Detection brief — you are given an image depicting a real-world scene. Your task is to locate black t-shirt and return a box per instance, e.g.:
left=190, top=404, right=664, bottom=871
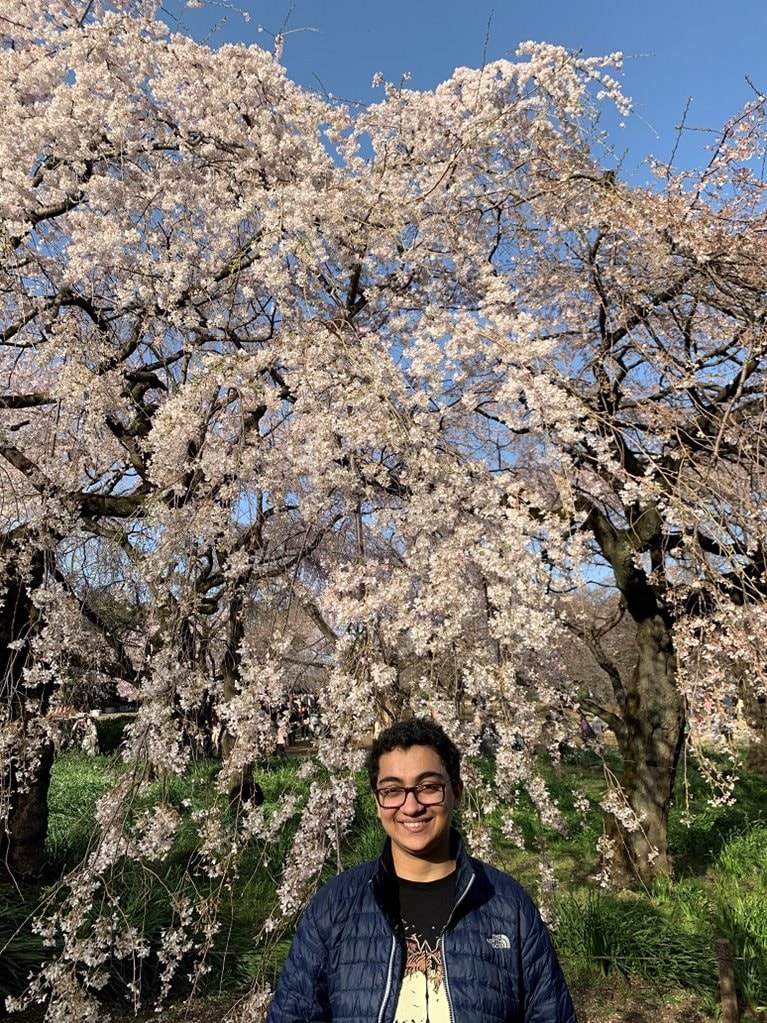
left=394, top=870, right=457, bottom=1023
left=397, top=870, right=456, bottom=945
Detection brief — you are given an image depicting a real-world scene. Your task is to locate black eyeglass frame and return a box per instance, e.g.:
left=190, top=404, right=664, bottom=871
left=373, top=781, right=448, bottom=809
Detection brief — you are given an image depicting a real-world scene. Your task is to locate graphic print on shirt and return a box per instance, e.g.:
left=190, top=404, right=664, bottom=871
left=393, top=867, right=456, bottom=1023
left=393, top=925, right=450, bottom=1023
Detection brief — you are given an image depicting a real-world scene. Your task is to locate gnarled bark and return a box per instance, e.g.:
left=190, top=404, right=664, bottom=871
left=584, top=506, right=686, bottom=883
left=607, top=613, right=685, bottom=883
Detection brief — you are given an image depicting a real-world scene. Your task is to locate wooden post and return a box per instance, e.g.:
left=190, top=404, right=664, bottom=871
left=714, top=938, right=739, bottom=1023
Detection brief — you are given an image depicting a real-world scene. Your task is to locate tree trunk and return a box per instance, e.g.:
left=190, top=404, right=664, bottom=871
left=607, top=613, right=685, bottom=884
left=0, top=546, right=54, bottom=880
left=583, top=507, right=686, bottom=885
left=2, top=740, right=55, bottom=880
left=744, top=692, right=767, bottom=773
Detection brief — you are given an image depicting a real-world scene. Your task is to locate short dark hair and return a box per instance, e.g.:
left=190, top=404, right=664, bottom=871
left=367, top=718, right=462, bottom=790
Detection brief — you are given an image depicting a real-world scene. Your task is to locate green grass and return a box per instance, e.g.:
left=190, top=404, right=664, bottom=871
left=46, top=750, right=121, bottom=875
left=457, top=743, right=767, bottom=1014
left=554, top=891, right=717, bottom=992
left=703, top=826, right=767, bottom=1008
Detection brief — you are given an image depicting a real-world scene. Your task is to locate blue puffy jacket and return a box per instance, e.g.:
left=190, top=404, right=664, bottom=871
left=267, top=833, right=577, bottom=1023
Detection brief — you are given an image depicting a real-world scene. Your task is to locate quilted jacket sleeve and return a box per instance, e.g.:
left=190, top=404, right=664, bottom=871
left=519, top=898, right=578, bottom=1023
left=266, top=893, right=331, bottom=1023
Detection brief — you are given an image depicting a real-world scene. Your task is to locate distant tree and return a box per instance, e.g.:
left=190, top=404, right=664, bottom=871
left=558, top=590, right=635, bottom=724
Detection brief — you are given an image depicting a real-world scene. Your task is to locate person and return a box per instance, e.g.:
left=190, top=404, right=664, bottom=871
left=275, top=720, right=288, bottom=759
left=81, top=715, right=99, bottom=756
left=578, top=714, right=595, bottom=743
left=267, top=717, right=577, bottom=1023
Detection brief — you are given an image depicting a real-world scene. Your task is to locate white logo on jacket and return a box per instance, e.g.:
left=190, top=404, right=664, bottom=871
left=486, top=933, right=511, bottom=949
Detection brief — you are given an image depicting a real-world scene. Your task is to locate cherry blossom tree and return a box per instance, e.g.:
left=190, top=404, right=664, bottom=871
left=2, top=0, right=767, bottom=1015
left=514, top=100, right=767, bottom=877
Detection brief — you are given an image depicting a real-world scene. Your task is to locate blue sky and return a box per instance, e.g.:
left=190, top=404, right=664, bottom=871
left=166, top=0, right=766, bottom=180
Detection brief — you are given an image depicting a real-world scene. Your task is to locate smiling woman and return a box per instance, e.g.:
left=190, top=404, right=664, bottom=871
left=267, top=718, right=577, bottom=1023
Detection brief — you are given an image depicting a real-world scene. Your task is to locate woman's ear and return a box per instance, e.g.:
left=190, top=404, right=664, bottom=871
left=452, top=780, right=464, bottom=805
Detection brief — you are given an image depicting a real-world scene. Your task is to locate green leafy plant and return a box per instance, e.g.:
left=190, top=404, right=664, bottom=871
left=0, top=892, right=46, bottom=1001
left=553, top=891, right=717, bottom=994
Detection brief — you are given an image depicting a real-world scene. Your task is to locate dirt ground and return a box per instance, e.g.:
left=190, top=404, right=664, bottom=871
left=6, top=987, right=748, bottom=1023
left=9, top=961, right=767, bottom=1023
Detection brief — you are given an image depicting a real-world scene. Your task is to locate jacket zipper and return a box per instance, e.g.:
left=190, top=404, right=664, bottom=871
left=370, top=849, right=473, bottom=1023
left=377, top=933, right=398, bottom=1023
left=441, top=874, right=475, bottom=1023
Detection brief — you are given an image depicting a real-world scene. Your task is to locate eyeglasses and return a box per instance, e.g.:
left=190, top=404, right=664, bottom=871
left=374, top=781, right=448, bottom=809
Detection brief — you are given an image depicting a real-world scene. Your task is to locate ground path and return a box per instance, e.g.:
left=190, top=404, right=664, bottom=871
left=8, top=986, right=719, bottom=1022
